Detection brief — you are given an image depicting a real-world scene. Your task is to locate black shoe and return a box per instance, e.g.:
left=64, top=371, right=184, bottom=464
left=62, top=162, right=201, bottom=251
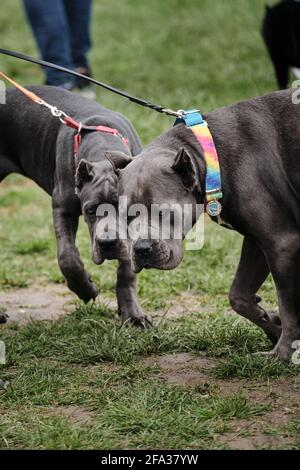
left=46, top=80, right=75, bottom=91
left=74, top=66, right=96, bottom=100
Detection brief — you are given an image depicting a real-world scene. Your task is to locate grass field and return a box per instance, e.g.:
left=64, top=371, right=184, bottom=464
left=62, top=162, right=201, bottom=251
left=1, top=0, right=300, bottom=450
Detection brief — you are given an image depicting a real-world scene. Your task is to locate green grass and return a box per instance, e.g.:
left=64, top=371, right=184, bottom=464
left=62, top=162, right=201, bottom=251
left=0, top=303, right=267, bottom=366
left=0, top=0, right=299, bottom=450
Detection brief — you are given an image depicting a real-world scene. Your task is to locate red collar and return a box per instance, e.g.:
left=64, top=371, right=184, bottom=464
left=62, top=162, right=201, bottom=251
left=0, top=71, right=130, bottom=160
left=64, top=115, right=130, bottom=160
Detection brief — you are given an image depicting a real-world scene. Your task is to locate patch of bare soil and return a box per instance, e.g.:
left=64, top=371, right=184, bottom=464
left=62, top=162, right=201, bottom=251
left=142, top=352, right=300, bottom=449
left=142, top=353, right=245, bottom=393
left=151, top=292, right=215, bottom=321
left=218, top=424, right=293, bottom=450
left=143, top=353, right=219, bottom=388
left=0, top=284, right=75, bottom=325
left=56, top=405, right=95, bottom=426
left=218, top=406, right=296, bottom=450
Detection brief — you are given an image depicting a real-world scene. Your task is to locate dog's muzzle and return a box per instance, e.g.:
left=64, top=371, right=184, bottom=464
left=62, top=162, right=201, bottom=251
left=96, top=232, right=118, bottom=260
left=134, top=239, right=153, bottom=257
left=133, top=239, right=155, bottom=270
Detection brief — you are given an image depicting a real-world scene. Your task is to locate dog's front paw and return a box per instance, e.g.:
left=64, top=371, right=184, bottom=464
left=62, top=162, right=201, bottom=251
left=80, top=280, right=99, bottom=303
left=0, top=311, right=8, bottom=324
left=254, top=339, right=297, bottom=362
left=68, top=275, right=99, bottom=303
left=119, top=305, right=153, bottom=329
left=124, top=313, right=153, bottom=329
left=270, top=341, right=297, bottom=362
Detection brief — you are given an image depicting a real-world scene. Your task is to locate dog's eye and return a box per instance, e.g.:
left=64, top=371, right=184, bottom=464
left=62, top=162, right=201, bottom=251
left=86, top=206, right=98, bottom=216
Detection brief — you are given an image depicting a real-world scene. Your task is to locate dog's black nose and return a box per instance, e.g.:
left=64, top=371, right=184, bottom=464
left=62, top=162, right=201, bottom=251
left=97, top=234, right=116, bottom=249
left=134, top=239, right=153, bottom=257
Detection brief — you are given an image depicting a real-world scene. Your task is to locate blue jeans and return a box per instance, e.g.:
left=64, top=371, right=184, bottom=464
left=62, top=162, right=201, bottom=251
left=23, top=0, right=92, bottom=86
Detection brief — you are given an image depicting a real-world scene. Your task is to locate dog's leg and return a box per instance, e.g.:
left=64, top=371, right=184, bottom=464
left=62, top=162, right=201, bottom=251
left=229, top=237, right=282, bottom=344
left=272, top=56, right=289, bottom=89
left=265, top=45, right=289, bottom=89
left=117, top=260, right=152, bottom=328
left=53, top=205, right=99, bottom=302
left=263, top=232, right=300, bottom=361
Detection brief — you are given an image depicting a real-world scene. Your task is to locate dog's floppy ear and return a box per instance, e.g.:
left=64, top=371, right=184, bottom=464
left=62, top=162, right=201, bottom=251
left=75, top=159, right=95, bottom=192
left=172, top=148, right=200, bottom=192
left=105, top=151, right=133, bottom=174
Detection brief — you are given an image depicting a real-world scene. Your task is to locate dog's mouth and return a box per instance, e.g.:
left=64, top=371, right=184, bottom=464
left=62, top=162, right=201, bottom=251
left=92, top=240, right=129, bottom=264
left=133, top=250, right=173, bottom=273
left=93, top=248, right=118, bottom=264
left=133, top=261, right=152, bottom=273
left=92, top=252, right=105, bottom=265
left=92, top=242, right=107, bottom=265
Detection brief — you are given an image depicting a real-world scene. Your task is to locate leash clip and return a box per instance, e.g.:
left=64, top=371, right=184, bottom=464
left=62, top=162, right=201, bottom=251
left=177, top=109, right=201, bottom=117
left=161, top=108, right=186, bottom=118
left=50, top=106, right=68, bottom=123
left=51, top=106, right=62, bottom=117
left=161, top=108, right=201, bottom=118
left=36, top=98, right=67, bottom=123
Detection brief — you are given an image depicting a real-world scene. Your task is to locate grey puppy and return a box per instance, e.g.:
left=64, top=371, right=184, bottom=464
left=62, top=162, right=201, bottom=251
left=0, top=86, right=150, bottom=326
left=112, top=89, right=300, bottom=361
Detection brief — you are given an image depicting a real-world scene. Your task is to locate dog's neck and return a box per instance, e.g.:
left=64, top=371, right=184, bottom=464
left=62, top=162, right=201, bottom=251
left=147, top=122, right=233, bottom=229
left=148, top=123, right=207, bottom=201
left=76, top=132, right=131, bottom=167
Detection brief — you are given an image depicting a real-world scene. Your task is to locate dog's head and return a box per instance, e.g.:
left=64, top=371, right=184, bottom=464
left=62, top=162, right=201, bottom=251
left=118, top=146, right=202, bottom=272
left=75, top=151, right=133, bottom=264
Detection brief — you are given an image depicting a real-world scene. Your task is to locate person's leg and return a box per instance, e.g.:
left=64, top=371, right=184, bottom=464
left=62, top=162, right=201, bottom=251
left=23, top=0, right=75, bottom=87
left=63, top=0, right=95, bottom=97
left=63, top=0, right=92, bottom=69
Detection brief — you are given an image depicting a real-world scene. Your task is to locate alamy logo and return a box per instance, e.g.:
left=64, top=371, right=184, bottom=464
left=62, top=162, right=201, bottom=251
left=94, top=198, right=205, bottom=251
left=0, top=341, right=6, bottom=365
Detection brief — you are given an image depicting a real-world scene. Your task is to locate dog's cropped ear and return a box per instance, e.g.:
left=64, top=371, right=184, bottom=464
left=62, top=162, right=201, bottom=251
left=75, top=159, right=95, bottom=192
left=172, top=148, right=200, bottom=192
left=105, top=151, right=133, bottom=174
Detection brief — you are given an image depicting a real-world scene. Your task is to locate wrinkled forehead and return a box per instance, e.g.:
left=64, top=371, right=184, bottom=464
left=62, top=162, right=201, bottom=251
left=120, top=155, right=175, bottom=205
left=81, top=161, right=119, bottom=202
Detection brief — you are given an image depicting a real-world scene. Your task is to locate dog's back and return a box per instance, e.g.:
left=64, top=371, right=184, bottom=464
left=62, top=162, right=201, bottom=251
left=262, top=1, right=300, bottom=88
left=0, top=86, right=142, bottom=187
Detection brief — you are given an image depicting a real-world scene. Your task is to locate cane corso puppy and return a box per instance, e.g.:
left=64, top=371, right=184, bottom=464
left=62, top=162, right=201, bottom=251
left=112, top=88, right=300, bottom=361
left=262, top=0, right=300, bottom=89
left=0, top=86, right=150, bottom=326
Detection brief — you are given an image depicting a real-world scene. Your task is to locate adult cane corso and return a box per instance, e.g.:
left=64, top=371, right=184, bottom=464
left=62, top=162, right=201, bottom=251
left=0, top=86, right=150, bottom=326
left=112, top=88, right=300, bottom=361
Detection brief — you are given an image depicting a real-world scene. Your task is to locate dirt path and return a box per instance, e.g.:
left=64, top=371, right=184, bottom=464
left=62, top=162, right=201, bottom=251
left=0, top=284, right=75, bottom=324
left=0, top=287, right=214, bottom=326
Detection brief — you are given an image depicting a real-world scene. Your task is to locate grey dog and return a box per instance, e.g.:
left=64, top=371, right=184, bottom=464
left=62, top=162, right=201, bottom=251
left=0, top=86, right=150, bottom=326
left=110, top=88, right=300, bottom=361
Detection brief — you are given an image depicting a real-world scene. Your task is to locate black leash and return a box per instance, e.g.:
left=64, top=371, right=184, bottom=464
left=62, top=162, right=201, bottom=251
left=0, top=48, right=182, bottom=117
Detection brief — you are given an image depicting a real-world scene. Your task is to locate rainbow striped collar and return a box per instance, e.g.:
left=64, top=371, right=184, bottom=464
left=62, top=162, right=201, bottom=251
left=174, top=110, right=223, bottom=217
